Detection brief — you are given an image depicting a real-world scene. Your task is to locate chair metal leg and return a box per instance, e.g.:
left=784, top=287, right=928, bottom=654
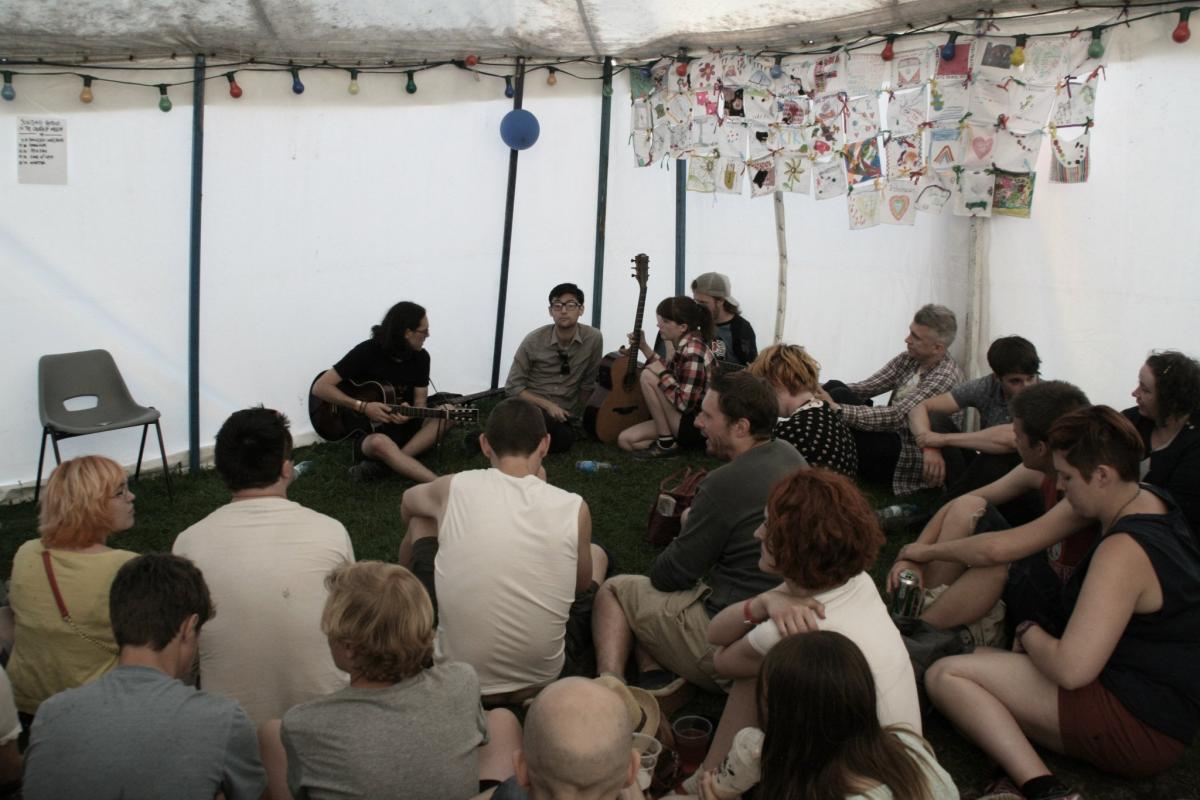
left=153, top=420, right=173, bottom=500
left=34, top=428, right=50, bottom=506
left=134, top=424, right=149, bottom=484
left=50, top=435, right=62, bottom=465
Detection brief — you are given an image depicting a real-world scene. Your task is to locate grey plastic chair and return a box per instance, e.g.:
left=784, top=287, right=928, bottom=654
left=35, top=349, right=173, bottom=504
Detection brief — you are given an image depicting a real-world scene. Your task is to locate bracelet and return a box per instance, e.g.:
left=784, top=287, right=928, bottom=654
left=358, top=400, right=367, bottom=413
left=743, top=598, right=759, bottom=626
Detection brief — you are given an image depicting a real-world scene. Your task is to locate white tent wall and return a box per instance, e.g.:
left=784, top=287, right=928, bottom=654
left=0, top=14, right=1197, bottom=495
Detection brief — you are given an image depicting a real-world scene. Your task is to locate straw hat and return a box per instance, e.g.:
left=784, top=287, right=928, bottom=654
left=593, top=674, right=660, bottom=737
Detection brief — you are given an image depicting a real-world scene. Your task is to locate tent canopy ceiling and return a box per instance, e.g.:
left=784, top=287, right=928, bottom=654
left=2, top=0, right=1032, bottom=61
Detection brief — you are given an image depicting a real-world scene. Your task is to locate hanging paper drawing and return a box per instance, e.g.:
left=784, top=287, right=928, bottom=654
left=886, top=133, right=925, bottom=175
left=721, top=87, right=746, bottom=118
left=631, top=99, right=653, bottom=132
left=719, top=52, right=750, bottom=85
left=1052, top=76, right=1098, bottom=127
left=717, top=119, right=749, bottom=158
left=664, top=92, right=693, bottom=125
left=778, top=56, right=815, bottom=95
left=993, top=170, right=1036, bottom=218
left=748, top=157, right=777, bottom=197
left=992, top=129, right=1044, bottom=172
left=969, top=79, right=1010, bottom=122
left=777, top=155, right=811, bottom=194
left=687, top=155, right=718, bottom=192
left=887, top=88, right=926, bottom=136
left=746, top=123, right=776, bottom=160
left=1022, top=37, right=1070, bottom=84
left=692, top=91, right=718, bottom=118
left=844, top=139, right=883, bottom=183
left=847, top=187, right=882, bottom=229
left=915, top=177, right=952, bottom=214
left=744, top=57, right=775, bottom=89
left=892, top=47, right=933, bottom=90
left=688, top=56, right=720, bottom=92
left=961, top=123, right=997, bottom=168
left=1049, top=127, right=1090, bottom=183
left=1007, top=83, right=1056, bottom=132
left=778, top=95, right=810, bottom=126
left=715, top=157, right=745, bottom=194
left=845, top=96, right=880, bottom=143
left=814, top=160, right=847, bottom=199
left=807, top=117, right=845, bottom=160
left=690, top=116, right=720, bottom=154
left=929, top=79, right=969, bottom=127
left=743, top=88, right=775, bottom=124
left=846, top=52, right=887, bottom=96
left=651, top=122, right=671, bottom=162
left=632, top=129, right=655, bottom=167
left=929, top=127, right=960, bottom=167
left=813, top=54, right=845, bottom=94
left=954, top=168, right=995, bottom=217
left=978, top=42, right=1016, bottom=74
left=631, top=68, right=656, bottom=100
left=668, top=123, right=691, bottom=159
left=776, top=125, right=808, bottom=154
left=937, top=39, right=973, bottom=77
left=882, top=180, right=918, bottom=225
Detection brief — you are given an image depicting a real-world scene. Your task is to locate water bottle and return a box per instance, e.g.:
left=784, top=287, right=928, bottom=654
left=876, top=502, right=920, bottom=520
left=576, top=460, right=617, bottom=474
left=293, top=460, right=315, bottom=479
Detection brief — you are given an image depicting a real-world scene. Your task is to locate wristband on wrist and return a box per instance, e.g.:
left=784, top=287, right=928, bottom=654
left=743, top=598, right=759, bottom=626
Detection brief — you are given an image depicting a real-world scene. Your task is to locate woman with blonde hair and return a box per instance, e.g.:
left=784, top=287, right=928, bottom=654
left=747, top=344, right=857, bottom=476
left=8, top=455, right=138, bottom=715
left=260, top=561, right=522, bottom=800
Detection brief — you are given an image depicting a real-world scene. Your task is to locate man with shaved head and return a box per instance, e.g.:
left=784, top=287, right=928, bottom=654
left=483, top=677, right=641, bottom=800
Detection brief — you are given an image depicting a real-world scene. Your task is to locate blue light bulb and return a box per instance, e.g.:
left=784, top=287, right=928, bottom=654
left=1, top=73, right=13, bottom=102
left=291, top=68, right=304, bottom=94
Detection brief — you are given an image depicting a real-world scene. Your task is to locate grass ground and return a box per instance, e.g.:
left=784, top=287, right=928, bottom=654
left=1, top=421, right=1196, bottom=798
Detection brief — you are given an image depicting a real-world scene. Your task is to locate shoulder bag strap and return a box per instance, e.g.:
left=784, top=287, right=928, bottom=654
left=41, top=549, right=118, bottom=655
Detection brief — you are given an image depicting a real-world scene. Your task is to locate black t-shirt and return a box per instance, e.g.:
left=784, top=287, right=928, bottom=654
left=1123, top=407, right=1200, bottom=535
left=333, top=339, right=430, bottom=406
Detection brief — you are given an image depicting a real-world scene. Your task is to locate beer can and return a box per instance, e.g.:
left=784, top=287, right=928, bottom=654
left=891, top=569, right=924, bottom=618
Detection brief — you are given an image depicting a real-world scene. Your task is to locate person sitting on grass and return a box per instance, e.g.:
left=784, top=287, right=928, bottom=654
left=927, top=406, right=1200, bottom=799
left=618, top=296, right=717, bottom=458
left=908, top=335, right=1041, bottom=504
left=677, top=632, right=957, bottom=800
left=746, top=343, right=857, bottom=476
left=693, top=468, right=920, bottom=781
left=260, top=561, right=521, bottom=800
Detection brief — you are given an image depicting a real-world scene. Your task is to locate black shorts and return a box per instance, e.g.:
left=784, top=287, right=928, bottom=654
left=353, top=421, right=421, bottom=462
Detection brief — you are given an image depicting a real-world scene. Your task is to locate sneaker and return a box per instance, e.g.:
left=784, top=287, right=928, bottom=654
left=347, top=460, right=389, bottom=483
left=634, top=442, right=679, bottom=460
left=970, top=775, right=1026, bottom=800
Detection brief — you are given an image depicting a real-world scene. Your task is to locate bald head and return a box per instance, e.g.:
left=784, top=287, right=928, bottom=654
left=521, top=678, right=635, bottom=800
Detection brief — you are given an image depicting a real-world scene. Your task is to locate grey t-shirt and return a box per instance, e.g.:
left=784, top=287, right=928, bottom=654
left=949, top=374, right=1012, bottom=429
left=282, top=661, right=488, bottom=800
left=23, top=665, right=265, bottom=800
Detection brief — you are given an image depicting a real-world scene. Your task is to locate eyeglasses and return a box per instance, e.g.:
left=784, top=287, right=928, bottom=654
left=557, top=351, right=570, bottom=376
left=549, top=302, right=582, bottom=312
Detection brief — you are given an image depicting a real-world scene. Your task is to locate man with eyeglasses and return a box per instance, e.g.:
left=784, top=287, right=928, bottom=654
left=504, top=283, right=605, bottom=453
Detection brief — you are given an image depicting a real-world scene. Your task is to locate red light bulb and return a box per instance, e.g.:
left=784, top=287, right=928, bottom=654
left=1173, top=10, right=1192, bottom=43
left=881, top=36, right=896, bottom=61
left=226, top=73, right=242, bottom=98
left=465, top=54, right=479, bottom=67
left=675, top=61, right=688, bottom=76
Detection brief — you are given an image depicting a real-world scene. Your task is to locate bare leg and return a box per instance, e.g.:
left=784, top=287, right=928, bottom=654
left=618, top=420, right=660, bottom=451
left=921, top=495, right=988, bottom=589
left=927, top=649, right=1062, bottom=785
left=479, top=708, right=522, bottom=784
left=701, top=677, right=756, bottom=772
left=361, top=432, right=438, bottom=483
left=922, top=564, right=1008, bottom=629
left=258, top=719, right=295, bottom=800
left=639, top=369, right=685, bottom=438
left=398, top=513, right=439, bottom=568
left=590, top=544, right=609, bottom=585
left=403, top=416, right=454, bottom=457
left=593, top=580, right=635, bottom=678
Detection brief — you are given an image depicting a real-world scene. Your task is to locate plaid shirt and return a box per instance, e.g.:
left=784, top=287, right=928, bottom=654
left=651, top=332, right=715, bottom=414
left=842, top=352, right=964, bottom=495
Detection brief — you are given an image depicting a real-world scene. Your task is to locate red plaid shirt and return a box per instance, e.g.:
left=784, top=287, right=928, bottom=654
left=651, top=332, right=715, bottom=414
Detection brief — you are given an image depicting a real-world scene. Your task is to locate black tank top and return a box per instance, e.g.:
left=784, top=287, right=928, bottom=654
left=1062, top=484, right=1200, bottom=743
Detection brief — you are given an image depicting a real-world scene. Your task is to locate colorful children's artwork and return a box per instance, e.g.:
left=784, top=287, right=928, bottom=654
left=692, top=90, right=718, bottom=118
left=630, top=67, right=656, bottom=100
left=977, top=41, right=1016, bottom=77
left=846, top=52, right=888, bottom=97
left=937, top=40, right=973, bottom=77
left=777, top=95, right=811, bottom=126
left=929, top=78, right=969, bottom=127
left=688, top=56, right=720, bottom=92
left=744, top=57, right=776, bottom=89
left=845, top=96, right=881, bottom=143
left=719, top=52, right=751, bottom=85
left=1022, top=37, right=1070, bottom=84
left=652, top=122, right=671, bottom=162
left=776, top=125, right=808, bottom=154
left=961, top=123, right=997, bottom=168
left=954, top=168, right=995, bottom=217
left=715, top=157, right=746, bottom=194
left=814, top=160, right=847, bottom=199
left=886, top=133, right=925, bottom=175
left=690, top=116, right=720, bottom=153
left=892, top=47, right=934, bottom=89
left=743, top=88, right=775, bottom=124
left=1007, top=83, right=1057, bottom=132
left=915, top=175, right=952, bottom=214
left=1052, top=75, right=1098, bottom=127
left=668, top=123, right=691, bottom=159
left=847, top=186, right=882, bottom=229
left=969, top=79, right=1010, bottom=122
left=992, top=129, right=1044, bottom=172
left=717, top=119, right=748, bottom=158
left=632, top=129, right=655, bottom=167
left=664, top=92, right=693, bottom=124
left=882, top=180, right=918, bottom=225
left=887, top=88, right=927, bottom=136
left=721, top=87, right=745, bottom=118
left=777, top=154, right=811, bottom=194
left=778, top=55, right=815, bottom=95
left=748, top=157, right=777, bottom=197
left=1049, top=127, right=1090, bottom=183
left=746, top=123, right=775, bottom=160
left=993, top=170, right=1036, bottom=218
left=929, top=127, right=960, bottom=170
left=813, top=54, right=846, bottom=95
left=631, top=99, right=653, bottom=132
left=844, top=139, right=883, bottom=183
left=807, top=117, right=845, bottom=160
left=687, top=154, right=718, bottom=192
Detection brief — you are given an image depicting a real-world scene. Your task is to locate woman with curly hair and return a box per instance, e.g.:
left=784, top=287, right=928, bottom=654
left=8, top=455, right=138, bottom=715
left=260, top=562, right=521, bottom=800
left=693, top=468, right=921, bottom=778
left=1126, top=350, right=1200, bottom=531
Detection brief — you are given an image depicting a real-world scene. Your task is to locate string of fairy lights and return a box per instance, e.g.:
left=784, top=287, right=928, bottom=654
left=0, top=2, right=1193, bottom=111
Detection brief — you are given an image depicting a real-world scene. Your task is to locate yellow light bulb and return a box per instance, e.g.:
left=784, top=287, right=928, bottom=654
left=80, top=85, right=93, bottom=103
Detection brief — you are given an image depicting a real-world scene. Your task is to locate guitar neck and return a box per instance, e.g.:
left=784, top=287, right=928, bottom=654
left=387, top=405, right=463, bottom=420
left=628, top=285, right=648, bottom=365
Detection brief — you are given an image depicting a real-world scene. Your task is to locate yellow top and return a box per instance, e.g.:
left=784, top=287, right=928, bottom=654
left=7, top=539, right=137, bottom=714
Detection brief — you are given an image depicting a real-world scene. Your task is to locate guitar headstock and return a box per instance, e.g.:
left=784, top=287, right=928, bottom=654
left=631, top=253, right=650, bottom=290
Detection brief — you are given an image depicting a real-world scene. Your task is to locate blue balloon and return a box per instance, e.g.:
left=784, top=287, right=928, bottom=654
left=500, top=108, right=540, bottom=150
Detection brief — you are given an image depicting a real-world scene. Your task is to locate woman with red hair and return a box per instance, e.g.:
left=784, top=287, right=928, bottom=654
left=8, top=456, right=138, bottom=715
left=693, top=468, right=921, bottom=778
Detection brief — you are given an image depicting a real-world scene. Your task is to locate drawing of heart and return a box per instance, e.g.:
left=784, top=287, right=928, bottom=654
left=971, top=136, right=994, bottom=160
left=889, top=195, right=911, bottom=220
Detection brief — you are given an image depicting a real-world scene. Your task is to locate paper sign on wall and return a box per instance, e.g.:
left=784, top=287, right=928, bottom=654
left=18, top=117, right=67, bottom=185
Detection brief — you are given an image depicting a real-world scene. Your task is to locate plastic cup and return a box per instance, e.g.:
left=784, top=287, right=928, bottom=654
left=672, top=714, right=713, bottom=776
left=631, top=732, right=662, bottom=790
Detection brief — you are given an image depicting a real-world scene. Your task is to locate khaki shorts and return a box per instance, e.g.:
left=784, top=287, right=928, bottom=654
left=923, top=584, right=1007, bottom=648
left=607, top=575, right=728, bottom=693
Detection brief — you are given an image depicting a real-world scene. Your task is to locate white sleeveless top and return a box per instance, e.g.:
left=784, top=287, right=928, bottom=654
left=434, top=469, right=582, bottom=694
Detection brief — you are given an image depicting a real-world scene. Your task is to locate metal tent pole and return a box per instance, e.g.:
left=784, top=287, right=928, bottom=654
left=187, top=55, right=206, bottom=473
left=490, top=57, right=527, bottom=389
left=590, top=57, right=613, bottom=328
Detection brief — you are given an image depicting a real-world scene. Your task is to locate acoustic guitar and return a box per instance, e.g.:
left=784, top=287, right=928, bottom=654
left=583, top=254, right=652, bottom=442
left=308, top=376, right=497, bottom=442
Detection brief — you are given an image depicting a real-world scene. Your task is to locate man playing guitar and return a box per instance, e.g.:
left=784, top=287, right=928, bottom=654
left=311, top=301, right=451, bottom=483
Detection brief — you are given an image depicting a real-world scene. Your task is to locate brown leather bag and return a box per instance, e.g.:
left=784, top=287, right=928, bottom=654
left=645, top=467, right=708, bottom=547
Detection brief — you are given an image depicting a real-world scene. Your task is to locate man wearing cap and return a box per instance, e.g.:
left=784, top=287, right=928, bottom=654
left=655, top=272, right=758, bottom=368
